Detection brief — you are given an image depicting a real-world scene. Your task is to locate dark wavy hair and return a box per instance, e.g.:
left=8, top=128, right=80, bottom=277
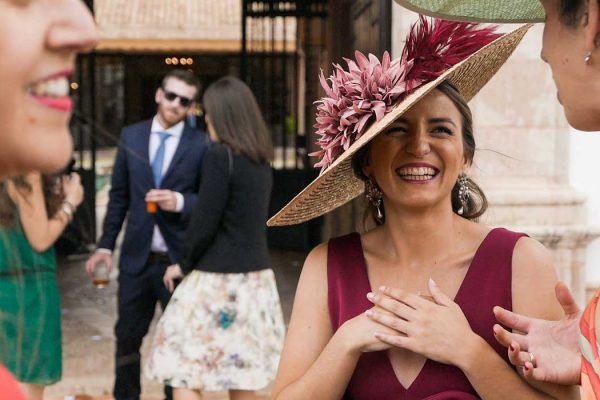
left=161, top=69, right=201, bottom=100
left=202, top=76, right=273, bottom=164
left=557, top=0, right=596, bottom=27
left=0, top=174, right=65, bottom=228
left=351, top=80, right=488, bottom=226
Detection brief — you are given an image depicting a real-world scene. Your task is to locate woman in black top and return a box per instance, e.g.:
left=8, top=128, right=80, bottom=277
left=146, top=77, right=285, bottom=400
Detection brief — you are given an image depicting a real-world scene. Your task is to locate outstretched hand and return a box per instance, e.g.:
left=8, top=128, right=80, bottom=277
left=493, top=282, right=582, bottom=385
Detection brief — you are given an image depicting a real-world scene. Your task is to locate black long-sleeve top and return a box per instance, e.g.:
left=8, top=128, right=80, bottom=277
left=180, top=142, right=272, bottom=274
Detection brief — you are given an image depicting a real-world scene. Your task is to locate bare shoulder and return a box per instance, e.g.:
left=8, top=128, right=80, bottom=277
left=511, top=236, right=561, bottom=320
left=23, top=171, right=42, bottom=185
left=7, top=172, right=42, bottom=205
left=290, top=242, right=330, bottom=317
left=512, top=236, right=556, bottom=279
left=300, top=242, right=328, bottom=283
left=305, top=242, right=328, bottom=265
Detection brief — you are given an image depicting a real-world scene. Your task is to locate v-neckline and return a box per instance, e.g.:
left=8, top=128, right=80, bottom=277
left=353, top=227, right=499, bottom=392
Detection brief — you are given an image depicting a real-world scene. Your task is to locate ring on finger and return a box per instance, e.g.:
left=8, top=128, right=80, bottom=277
left=528, top=352, right=537, bottom=368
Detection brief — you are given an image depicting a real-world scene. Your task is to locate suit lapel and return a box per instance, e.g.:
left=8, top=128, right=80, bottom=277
left=161, top=124, right=193, bottom=186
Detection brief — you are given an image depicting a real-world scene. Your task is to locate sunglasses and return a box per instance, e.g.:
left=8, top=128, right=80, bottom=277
left=162, top=89, right=194, bottom=108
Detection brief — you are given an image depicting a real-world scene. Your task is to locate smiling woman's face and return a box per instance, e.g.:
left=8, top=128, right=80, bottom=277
left=0, top=0, right=97, bottom=178
left=364, top=89, right=468, bottom=212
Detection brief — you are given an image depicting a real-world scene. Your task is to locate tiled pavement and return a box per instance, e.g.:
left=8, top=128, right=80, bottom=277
left=44, top=248, right=306, bottom=400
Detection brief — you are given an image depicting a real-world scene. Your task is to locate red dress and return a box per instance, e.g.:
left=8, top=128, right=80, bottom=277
left=327, top=228, right=524, bottom=400
left=0, top=364, right=24, bottom=400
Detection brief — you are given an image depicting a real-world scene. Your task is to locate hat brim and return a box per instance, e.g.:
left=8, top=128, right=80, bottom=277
left=393, top=0, right=545, bottom=23
left=267, top=23, right=532, bottom=227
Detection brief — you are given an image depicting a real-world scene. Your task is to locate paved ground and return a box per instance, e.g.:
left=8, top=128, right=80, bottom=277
left=44, top=248, right=306, bottom=400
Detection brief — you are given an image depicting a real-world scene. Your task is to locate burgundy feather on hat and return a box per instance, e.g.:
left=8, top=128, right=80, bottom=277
left=310, top=16, right=501, bottom=171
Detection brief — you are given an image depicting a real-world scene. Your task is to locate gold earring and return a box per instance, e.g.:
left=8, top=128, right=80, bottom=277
left=585, top=51, right=593, bottom=65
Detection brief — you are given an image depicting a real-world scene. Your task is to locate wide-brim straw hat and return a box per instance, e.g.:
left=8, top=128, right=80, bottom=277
left=267, top=23, right=531, bottom=227
left=393, top=0, right=545, bottom=23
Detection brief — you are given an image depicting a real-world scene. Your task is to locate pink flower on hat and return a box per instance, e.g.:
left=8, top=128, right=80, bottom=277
left=310, top=16, right=501, bottom=172
left=310, top=51, right=421, bottom=170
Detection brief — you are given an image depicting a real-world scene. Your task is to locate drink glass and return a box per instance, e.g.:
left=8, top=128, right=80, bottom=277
left=147, top=200, right=157, bottom=214
left=93, top=260, right=110, bottom=289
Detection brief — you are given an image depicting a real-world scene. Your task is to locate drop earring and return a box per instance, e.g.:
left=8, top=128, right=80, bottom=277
left=365, top=178, right=384, bottom=222
left=457, top=174, right=470, bottom=216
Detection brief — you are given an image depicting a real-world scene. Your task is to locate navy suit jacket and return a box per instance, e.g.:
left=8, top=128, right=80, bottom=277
left=97, top=119, right=208, bottom=275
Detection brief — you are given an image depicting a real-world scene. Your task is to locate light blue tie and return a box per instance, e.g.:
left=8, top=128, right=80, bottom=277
left=152, top=132, right=171, bottom=187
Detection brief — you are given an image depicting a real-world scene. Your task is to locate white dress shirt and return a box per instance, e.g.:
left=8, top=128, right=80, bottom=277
left=148, top=117, right=185, bottom=252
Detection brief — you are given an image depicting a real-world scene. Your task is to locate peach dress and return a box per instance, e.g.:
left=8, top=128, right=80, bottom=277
left=581, top=289, right=600, bottom=399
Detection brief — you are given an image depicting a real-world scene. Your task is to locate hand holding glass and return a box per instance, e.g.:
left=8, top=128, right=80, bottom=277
left=93, top=260, right=110, bottom=288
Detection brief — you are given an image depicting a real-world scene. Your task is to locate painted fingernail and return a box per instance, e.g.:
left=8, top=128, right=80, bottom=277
left=524, top=364, right=530, bottom=372
left=367, top=292, right=375, bottom=301
left=509, top=345, right=515, bottom=352
left=525, top=361, right=532, bottom=369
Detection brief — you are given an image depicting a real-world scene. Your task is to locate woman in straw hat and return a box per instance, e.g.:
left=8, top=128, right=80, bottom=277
left=270, top=17, right=577, bottom=400
left=393, top=0, right=600, bottom=395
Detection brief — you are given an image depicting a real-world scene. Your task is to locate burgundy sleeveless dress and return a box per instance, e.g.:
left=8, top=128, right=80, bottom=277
left=327, top=228, right=525, bottom=400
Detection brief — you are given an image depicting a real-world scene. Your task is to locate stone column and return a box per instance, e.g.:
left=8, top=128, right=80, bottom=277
left=391, top=5, right=600, bottom=306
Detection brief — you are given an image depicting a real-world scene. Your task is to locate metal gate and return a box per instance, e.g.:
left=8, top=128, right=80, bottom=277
left=241, top=0, right=328, bottom=249
left=64, top=0, right=97, bottom=252
left=351, top=0, right=391, bottom=55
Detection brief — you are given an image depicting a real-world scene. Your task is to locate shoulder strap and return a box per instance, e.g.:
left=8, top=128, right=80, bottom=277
left=456, top=228, right=527, bottom=365
left=459, top=228, right=526, bottom=309
left=327, top=232, right=371, bottom=330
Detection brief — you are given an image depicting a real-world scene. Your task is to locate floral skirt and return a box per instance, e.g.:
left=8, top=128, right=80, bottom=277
left=145, top=268, right=285, bottom=391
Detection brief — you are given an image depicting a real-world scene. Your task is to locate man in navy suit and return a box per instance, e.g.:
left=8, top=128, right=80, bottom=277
left=85, top=69, right=207, bottom=400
